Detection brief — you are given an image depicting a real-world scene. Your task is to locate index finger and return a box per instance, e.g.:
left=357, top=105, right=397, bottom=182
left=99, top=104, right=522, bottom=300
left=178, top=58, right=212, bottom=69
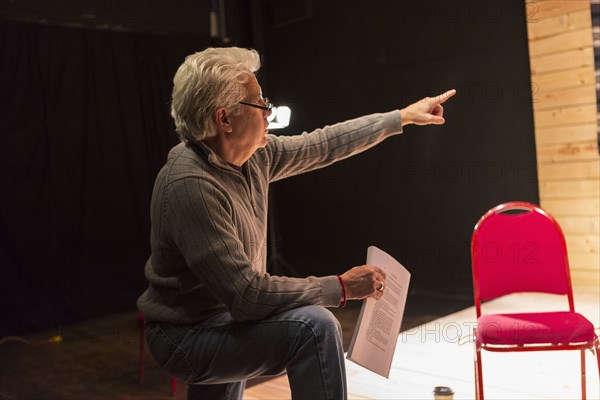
left=433, top=89, right=457, bottom=104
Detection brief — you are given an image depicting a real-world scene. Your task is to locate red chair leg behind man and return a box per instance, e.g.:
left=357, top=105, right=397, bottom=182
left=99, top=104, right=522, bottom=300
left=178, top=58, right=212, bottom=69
left=137, top=312, right=177, bottom=395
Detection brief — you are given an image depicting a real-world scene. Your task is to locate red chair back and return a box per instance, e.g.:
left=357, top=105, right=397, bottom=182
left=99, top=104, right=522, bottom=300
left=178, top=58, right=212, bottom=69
left=471, top=202, right=574, bottom=317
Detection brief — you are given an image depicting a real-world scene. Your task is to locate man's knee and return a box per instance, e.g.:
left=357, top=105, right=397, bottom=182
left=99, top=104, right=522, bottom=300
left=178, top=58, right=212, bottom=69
left=296, top=306, right=343, bottom=343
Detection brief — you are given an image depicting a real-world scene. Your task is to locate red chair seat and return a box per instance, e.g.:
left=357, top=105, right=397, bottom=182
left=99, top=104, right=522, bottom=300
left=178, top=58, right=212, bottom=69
left=478, top=311, right=597, bottom=345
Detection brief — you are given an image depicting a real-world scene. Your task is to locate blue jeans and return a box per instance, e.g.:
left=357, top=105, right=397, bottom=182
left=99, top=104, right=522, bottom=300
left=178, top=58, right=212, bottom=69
left=144, top=305, right=347, bottom=399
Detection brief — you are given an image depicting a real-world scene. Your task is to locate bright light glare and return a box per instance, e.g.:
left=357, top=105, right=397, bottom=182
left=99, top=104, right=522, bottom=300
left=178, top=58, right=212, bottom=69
left=267, top=106, right=291, bottom=129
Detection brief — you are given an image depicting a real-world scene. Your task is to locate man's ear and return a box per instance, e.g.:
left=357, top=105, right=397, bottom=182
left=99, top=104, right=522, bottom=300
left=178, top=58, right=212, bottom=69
left=214, top=107, right=233, bottom=133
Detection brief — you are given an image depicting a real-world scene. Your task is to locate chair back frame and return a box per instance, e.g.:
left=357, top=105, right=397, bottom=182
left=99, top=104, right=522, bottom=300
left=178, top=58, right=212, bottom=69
left=471, top=201, right=575, bottom=319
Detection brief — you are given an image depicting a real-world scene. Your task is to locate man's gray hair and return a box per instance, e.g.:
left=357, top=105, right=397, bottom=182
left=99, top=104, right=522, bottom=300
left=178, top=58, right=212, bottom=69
left=171, top=47, right=261, bottom=143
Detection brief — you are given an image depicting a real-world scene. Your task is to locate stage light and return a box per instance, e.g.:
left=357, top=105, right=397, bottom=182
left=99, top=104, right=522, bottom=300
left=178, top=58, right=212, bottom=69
left=268, top=106, right=291, bottom=129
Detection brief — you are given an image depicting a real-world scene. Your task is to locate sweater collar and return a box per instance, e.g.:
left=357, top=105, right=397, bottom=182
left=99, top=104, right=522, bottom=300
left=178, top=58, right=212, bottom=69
left=188, top=140, right=241, bottom=173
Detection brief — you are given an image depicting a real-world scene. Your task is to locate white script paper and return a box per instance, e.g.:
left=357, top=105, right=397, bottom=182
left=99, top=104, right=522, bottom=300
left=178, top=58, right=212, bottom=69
left=346, top=246, right=411, bottom=378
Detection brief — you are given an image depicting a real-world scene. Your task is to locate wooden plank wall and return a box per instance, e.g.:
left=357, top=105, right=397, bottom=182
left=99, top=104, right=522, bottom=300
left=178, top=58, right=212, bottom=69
left=527, top=0, right=600, bottom=289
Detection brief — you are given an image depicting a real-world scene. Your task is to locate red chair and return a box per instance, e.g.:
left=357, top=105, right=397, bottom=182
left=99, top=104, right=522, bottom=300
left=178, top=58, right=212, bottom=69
left=137, top=312, right=178, bottom=395
left=471, top=201, right=600, bottom=399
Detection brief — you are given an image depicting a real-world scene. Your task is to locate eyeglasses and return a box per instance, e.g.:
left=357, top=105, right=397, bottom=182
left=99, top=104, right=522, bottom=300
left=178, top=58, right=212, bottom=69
left=239, top=97, right=273, bottom=112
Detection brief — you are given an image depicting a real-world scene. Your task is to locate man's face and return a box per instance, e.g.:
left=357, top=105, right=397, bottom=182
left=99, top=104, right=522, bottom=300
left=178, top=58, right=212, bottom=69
left=228, top=74, right=271, bottom=153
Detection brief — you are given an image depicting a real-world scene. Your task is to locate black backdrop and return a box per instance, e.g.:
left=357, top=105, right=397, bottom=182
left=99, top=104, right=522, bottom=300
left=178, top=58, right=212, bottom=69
left=264, top=0, right=538, bottom=297
left=0, top=20, right=207, bottom=336
left=1, top=0, right=538, bottom=336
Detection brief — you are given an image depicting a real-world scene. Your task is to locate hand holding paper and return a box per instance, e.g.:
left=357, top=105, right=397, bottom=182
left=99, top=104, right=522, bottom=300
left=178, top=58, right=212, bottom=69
left=340, top=264, right=387, bottom=300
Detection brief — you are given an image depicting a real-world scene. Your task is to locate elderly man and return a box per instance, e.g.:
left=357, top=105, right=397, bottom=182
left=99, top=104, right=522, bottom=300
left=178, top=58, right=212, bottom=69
left=137, top=47, right=455, bottom=399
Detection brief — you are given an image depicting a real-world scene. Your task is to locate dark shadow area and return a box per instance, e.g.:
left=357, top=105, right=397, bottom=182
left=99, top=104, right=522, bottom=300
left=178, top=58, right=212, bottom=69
left=264, top=0, right=538, bottom=300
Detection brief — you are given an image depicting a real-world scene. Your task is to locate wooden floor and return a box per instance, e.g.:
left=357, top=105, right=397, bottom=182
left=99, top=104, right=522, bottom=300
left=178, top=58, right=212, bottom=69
left=1, top=291, right=598, bottom=400
left=0, top=293, right=467, bottom=400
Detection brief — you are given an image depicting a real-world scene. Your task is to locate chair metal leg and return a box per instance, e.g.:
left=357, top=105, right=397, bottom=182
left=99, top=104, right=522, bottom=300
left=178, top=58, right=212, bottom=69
left=580, top=348, right=587, bottom=400
left=171, top=377, right=177, bottom=395
left=473, top=356, right=480, bottom=400
left=474, top=340, right=484, bottom=400
left=596, top=341, right=600, bottom=381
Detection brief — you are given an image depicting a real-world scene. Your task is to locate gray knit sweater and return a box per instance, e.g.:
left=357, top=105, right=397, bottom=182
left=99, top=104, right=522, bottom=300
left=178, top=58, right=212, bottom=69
left=136, top=110, right=403, bottom=323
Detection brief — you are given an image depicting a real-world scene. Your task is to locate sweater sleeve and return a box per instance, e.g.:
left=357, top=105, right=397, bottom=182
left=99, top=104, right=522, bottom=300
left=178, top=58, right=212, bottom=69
left=263, top=110, right=402, bottom=182
left=165, top=177, right=343, bottom=321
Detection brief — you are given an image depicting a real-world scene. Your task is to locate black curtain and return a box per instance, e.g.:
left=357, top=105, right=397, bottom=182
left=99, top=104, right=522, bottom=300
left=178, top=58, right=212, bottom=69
left=0, top=20, right=206, bottom=336
left=264, top=0, right=538, bottom=297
